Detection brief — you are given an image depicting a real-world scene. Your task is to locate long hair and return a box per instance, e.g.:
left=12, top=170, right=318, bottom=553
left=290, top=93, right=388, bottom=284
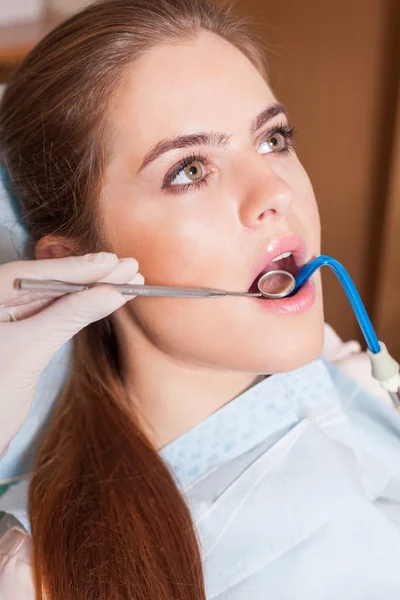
left=0, top=1, right=267, bottom=598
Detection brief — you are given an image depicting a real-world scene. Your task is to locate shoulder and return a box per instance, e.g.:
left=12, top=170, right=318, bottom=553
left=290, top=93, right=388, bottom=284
left=0, top=513, right=34, bottom=599
left=322, top=323, right=392, bottom=407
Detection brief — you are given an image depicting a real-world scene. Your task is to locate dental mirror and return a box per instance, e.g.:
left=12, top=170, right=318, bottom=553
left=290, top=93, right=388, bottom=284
left=256, top=270, right=296, bottom=299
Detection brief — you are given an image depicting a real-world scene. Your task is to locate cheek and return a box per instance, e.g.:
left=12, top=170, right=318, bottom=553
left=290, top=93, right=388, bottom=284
left=102, top=175, right=242, bottom=291
left=303, top=188, right=320, bottom=243
left=124, top=290, right=325, bottom=374
left=105, top=204, right=224, bottom=289
left=308, top=191, right=321, bottom=249
left=289, top=163, right=321, bottom=249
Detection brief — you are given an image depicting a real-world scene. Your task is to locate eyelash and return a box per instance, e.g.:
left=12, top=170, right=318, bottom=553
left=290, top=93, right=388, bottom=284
left=161, top=123, right=297, bottom=195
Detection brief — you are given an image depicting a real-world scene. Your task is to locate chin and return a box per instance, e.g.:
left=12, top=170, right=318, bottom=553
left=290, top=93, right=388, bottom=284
left=272, top=335, right=324, bottom=373
left=238, top=297, right=326, bottom=375
left=267, top=311, right=326, bottom=374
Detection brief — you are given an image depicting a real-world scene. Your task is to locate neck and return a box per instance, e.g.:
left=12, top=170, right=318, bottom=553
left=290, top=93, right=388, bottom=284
left=113, top=310, right=265, bottom=449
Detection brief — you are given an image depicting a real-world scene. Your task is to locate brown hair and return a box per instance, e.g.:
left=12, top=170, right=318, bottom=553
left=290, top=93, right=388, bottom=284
left=0, top=1, right=267, bottom=598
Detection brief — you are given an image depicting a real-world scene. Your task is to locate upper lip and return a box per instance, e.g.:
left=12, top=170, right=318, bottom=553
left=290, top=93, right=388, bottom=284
left=249, top=234, right=309, bottom=288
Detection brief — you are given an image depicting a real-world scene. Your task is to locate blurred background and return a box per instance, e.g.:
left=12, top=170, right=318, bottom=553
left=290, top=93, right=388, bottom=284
left=0, top=0, right=399, bottom=355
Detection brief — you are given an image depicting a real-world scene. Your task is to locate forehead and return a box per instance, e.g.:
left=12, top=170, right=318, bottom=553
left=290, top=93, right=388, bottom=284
left=110, top=31, right=274, bottom=148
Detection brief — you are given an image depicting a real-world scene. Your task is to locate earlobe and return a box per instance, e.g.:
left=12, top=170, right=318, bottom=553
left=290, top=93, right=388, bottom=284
left=34, top=235, right=79, bottom=260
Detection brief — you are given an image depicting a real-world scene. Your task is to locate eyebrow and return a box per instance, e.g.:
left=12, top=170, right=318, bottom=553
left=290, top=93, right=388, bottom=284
left=136, top=102, right=288, bottom=174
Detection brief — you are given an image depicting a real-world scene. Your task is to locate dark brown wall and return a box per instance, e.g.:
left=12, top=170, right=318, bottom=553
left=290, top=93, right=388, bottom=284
left=375, top=85, right=400, bottom=358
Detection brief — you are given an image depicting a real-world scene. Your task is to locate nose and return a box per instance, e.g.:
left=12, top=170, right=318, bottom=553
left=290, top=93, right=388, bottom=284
left=238, top=155, right=294, bottom=227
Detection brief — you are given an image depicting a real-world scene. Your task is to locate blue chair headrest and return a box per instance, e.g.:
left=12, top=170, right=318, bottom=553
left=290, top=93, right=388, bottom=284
left=0, top=163, right=71, bottom=483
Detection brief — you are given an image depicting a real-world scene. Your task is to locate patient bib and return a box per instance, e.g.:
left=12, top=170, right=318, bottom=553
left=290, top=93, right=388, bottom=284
left=2, top=358, right=400, bottom=599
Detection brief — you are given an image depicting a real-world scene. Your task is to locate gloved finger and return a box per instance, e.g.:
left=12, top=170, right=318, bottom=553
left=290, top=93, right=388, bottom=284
left=20, top=271, right=144, bottom=369
left=0, top=252, right=123, bottom=306
left=2, top=289, right=63, bottom=308
left=95, top=257, right=139, bottom=284
left=1, top=297, right=57, bottom=322
left=1, top=256, right=140, bottom=320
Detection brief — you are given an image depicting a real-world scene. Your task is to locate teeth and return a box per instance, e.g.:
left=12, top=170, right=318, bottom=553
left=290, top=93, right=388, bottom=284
left=271, top=251, right=292, bottom=263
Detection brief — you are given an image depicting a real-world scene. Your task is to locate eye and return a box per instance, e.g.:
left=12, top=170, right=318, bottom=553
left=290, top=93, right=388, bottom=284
left=258, top=131, right=286, bottom=154
left=162, top=152, right=211, bottom=194
left=170, top=160, right=204, bottom=185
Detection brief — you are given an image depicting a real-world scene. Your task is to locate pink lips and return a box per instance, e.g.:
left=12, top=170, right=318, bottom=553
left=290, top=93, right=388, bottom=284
left=249, top=234, right=317, bottom=315
left=252, top=279, right=317, bottom=315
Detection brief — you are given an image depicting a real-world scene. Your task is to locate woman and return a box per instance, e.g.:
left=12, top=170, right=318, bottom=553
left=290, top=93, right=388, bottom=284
left=0, top=0, right=399, bottom=598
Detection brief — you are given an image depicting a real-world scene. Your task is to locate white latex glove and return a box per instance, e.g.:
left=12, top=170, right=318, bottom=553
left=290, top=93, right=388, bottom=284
left=0, top=252, right=144, bottom=459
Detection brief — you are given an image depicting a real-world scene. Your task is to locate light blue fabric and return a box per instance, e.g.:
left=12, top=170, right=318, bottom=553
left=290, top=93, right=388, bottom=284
left=2, top=358, right=400, bottom=599
left=0, top=164, right=30, bottom=259
left=0, top=164, right=72, bottom=483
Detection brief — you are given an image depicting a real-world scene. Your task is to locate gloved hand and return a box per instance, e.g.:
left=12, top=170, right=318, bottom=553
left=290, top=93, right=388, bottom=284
left=0, top=252, right=143, bottom=459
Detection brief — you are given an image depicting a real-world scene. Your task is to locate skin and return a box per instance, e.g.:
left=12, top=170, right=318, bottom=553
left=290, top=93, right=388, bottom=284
left=37, top=31, right=324, bottom=448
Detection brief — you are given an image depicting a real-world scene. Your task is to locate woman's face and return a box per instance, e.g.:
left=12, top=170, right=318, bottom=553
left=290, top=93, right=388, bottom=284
left=101, top=31, right=324, bottom=374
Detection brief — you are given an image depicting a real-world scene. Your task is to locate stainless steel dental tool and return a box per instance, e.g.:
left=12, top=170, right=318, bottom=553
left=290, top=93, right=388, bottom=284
left=15, top=270, right=296, bottom=300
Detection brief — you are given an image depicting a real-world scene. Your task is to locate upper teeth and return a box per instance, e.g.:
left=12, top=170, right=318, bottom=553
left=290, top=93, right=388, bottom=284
left=271, top=251, right=292, bottom=263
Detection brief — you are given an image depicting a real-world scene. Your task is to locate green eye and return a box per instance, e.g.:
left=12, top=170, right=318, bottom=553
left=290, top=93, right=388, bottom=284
left=266, top=132, right=286, bottom=151
left=258, top=124, right=296, bottom=156
left=164, top=153, right=210, bottom=191
left=183, top=161, right=204, bottom=182
left=258, top=130, right=290, bottom=155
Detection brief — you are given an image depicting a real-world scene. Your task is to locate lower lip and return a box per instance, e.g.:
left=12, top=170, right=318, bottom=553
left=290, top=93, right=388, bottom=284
left=251, top=278, right=317, bottom=315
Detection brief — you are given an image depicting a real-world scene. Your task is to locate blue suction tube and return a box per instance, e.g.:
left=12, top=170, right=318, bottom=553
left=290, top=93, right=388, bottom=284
left=292, top=255, right=381, bottom=354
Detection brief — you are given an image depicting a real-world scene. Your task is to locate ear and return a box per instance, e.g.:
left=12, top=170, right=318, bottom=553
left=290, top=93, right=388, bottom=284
left=35, top=235, right=80, bottom=260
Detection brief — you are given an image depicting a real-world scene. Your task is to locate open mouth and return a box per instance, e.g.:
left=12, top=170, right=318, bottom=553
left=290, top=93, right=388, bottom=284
left=248, top=251, right=301, bottom=295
